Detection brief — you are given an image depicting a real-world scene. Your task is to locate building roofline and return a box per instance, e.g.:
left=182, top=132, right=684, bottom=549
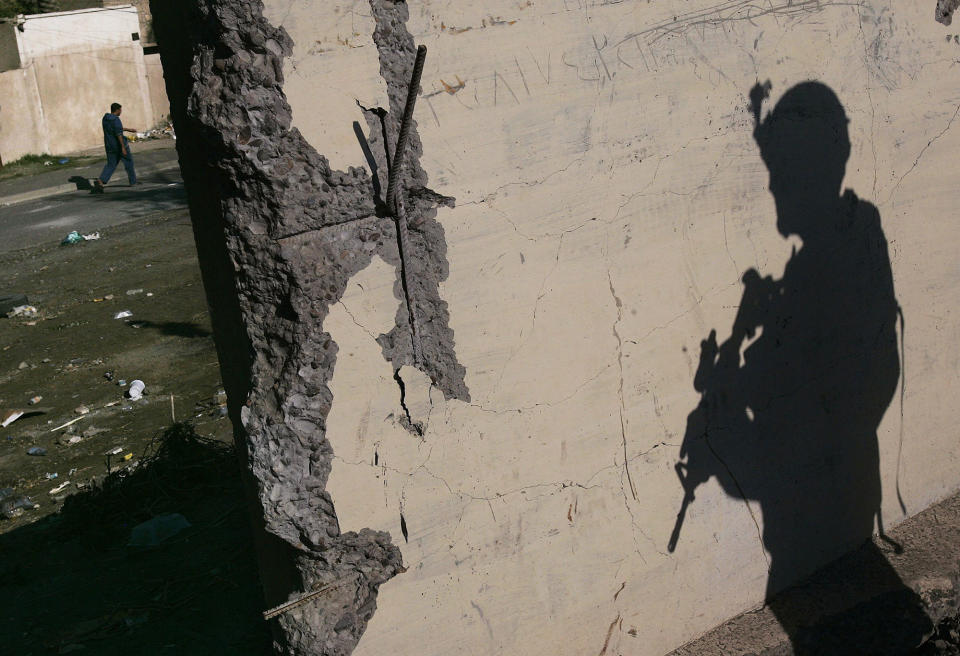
left=20, top=5, right=136, bottom=21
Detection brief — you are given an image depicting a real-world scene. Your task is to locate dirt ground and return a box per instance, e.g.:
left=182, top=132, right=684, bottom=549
left=0, top=210, right=270, bottom=654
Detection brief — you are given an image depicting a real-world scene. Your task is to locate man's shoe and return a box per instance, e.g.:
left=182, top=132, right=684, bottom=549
left=90, top=181, right=105, bottom=195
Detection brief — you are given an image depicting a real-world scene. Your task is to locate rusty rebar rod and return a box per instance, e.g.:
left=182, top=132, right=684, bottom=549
left=388, top=44, right=427, bottom=365
left=263, top=579, right=345, bottom=621
left=387, top=44, right=427, bottom=215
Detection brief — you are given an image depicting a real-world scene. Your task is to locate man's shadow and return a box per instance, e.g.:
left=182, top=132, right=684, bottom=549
left=673, top=81, right=932, bottom=653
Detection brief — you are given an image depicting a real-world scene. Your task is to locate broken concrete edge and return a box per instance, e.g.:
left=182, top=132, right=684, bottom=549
left=150, top=0, right=466, bottom=653
left=669, top=488, right=960, bottom=655
left=0, top=161, right=181, bottom=207
left=936, top=0, right=960, bottom=25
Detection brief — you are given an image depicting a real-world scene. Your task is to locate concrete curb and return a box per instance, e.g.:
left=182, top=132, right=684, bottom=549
left=0, top=161, right=182, bottom=207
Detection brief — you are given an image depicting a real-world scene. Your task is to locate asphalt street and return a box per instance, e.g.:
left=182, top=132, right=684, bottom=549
left=0, top=166, right=187, bottom=253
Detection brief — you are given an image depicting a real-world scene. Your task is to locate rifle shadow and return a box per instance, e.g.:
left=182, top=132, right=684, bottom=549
left=674, top=80, right=932, bottom=653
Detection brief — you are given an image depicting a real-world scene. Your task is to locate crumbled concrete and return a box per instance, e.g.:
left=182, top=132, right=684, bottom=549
left=149, top=0, right=467, bottom=652
left=367, top=0, right=469, bottom=403
left=937, top=0, right=960, bottom=25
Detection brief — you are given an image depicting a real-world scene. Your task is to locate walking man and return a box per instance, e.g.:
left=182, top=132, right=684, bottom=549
left=92, top=102, right=138, bottom=193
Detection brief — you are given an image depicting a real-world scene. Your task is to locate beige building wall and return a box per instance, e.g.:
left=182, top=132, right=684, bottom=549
left=26, top=44, right=151, bottom=155
left=144, top=52, right=169, bottom=126
left=0, top=66, right=48, bottom=162
left=261, top=1, right=959, bottom=654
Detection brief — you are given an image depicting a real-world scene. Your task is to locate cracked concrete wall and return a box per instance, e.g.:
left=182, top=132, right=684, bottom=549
left=155, top=0, right=960, bottom=654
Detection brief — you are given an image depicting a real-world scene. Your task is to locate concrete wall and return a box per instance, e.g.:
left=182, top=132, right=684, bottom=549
left=264, top=1, right=960, bottom=653
left=144, top=51, right=168, bottom=124
left=152, top=1, right=960, bottom=654
left=16, top=5, right=139, bottom=62
left=102, top=0, right=153, bottom=45
left=0, top=65, right=47, bottom=163
left=31, top=45, right=152, bottom=153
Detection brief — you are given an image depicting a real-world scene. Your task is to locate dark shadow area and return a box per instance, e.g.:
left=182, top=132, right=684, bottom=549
left=0, top=423, right=271, bottom=654
left=671, top=80, right=933, bottom=653
left=69, top=175, right=93, bottom=191
left=131, top=320, right=212, bottom=339
left=141, top=169, right=181, bottom=185
left=87, top=184, right=188, bottom=217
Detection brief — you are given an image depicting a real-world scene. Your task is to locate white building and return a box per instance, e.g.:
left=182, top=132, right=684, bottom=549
left=0, top=4, right=168, bottom=163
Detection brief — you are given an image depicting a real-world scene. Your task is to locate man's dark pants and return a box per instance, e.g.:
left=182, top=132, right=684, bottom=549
left=99, top=150, right=137, bottom=185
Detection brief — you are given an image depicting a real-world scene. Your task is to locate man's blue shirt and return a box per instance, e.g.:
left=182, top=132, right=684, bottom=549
left=102, top=113, right=127, bottom=153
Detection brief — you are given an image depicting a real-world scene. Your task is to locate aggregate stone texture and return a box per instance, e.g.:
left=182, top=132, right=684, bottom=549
left=150, top=0, right=467, bottom=653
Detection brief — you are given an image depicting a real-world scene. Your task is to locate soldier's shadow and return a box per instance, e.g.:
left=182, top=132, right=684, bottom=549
left=676, top=81, right=932, bottom=654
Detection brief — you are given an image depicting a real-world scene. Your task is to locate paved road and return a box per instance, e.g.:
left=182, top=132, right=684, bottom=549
left=0, top=166, right=187, bottom=253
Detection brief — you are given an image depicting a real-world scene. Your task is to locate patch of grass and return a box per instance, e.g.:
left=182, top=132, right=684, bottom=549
left=0, top=152, right=97, bottom=180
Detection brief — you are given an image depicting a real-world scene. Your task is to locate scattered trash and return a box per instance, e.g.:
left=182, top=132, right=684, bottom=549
left=26, top=446, right=46, bottom=456
left=45, top=472, right=58, bottom=480
left=134, top=124, right=175, bottom=141
left=61, top=231, right=100, bottom=245
left=105, top=446, right=123, bottom=456
left=104, top=294, right=115, bottom=301
left=1, top=488, right=38, bottom=519
left=41, top=358, right=50, bottom=363
left=2, top=410, right=24, bottom=427
left=28, top=396, right=42, bottom=405
left=7, top=304, right=38, bottom=318
left=146, top=292, right=153, bottom=297
left=0, top=294, right=28, bottom=315
left=81, top=426, right=107, bottom=439
left=74, top=405, right=90, bottom=416
left=58, top=157, right=69, bottom=165
left=117, top=379, right=127, bottom=387
left=50, top=416, right=84, bottom=432
left=61, top=231, right=84, bottom=246
left=104, top=400, right=120, bottom=408
left=17, top=361, right=28, bottom=370
left=114, top=310, right=133, bottom=320
left=125, top=288, right=144, bottom=296
left=104, top=372, right=114, bottom=381
left=121, top=453, right=133, bottom=462
left=68, top=467, right=77, bottom=475
left=49, top=481, right=70, bottom=495
left=59, top=435, right=82, bottom=445
left=128, top=513, right=191, bottom=547
left=44, top=160, right=53, bottom=167
left=128, top=380, right=145, bottom=401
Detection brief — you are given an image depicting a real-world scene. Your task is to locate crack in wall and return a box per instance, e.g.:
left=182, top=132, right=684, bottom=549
left=608, top=272, right=639, bottom=502
left=393, top=367, right=425, bottom=436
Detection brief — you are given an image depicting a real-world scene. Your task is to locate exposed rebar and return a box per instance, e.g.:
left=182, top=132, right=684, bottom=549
left=388, top=44, right=427, bottom=365
left=387, top=44, right=427, bottom=215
